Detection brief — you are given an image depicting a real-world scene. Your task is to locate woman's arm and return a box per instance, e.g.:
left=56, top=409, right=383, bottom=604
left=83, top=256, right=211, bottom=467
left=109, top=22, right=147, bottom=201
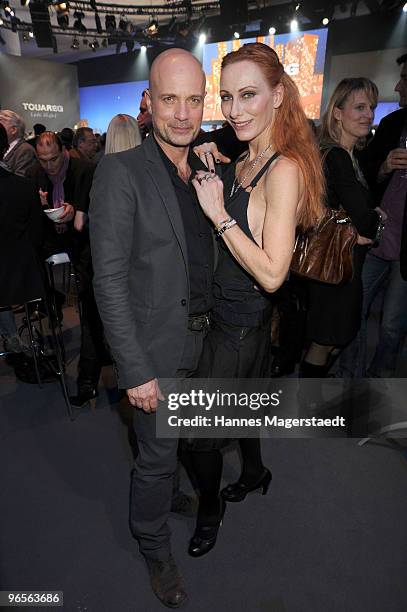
left=192, top=157, right=301, bottom=293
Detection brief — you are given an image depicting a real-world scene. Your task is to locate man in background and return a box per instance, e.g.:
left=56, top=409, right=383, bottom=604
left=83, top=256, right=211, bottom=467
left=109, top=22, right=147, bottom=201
left=341, top=53, right=407, bottom=377
left=70, top=127, right=98, bottom=161
left=0, top=110, right=38, bottom=177
left=26, top=123, right=46, bottom=148
left=136, top=89, right=152, bottom=139
left=33, top=132, right=107, bottom=405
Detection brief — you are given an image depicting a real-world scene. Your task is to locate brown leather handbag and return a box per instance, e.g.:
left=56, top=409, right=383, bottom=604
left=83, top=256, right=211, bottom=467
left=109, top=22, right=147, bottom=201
left=290, top=207, right=357, bottom=284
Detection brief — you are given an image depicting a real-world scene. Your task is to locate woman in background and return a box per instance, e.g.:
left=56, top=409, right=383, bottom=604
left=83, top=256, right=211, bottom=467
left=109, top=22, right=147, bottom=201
left=105, top=114, right=142, bottom=155
left=301, top=78, right=385, bottom=377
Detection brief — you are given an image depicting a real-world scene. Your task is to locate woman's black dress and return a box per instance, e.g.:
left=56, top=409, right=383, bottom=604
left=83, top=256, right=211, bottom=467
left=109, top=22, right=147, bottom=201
left=196, top=154, right=280, bottom=380
left=185, top=154, right=279, bottom=451
left=305, top=146, right=380, bottom=346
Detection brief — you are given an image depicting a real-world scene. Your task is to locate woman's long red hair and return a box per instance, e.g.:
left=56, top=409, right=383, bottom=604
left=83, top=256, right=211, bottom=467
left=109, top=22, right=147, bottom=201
left=222, top=43, right=324, bottom=229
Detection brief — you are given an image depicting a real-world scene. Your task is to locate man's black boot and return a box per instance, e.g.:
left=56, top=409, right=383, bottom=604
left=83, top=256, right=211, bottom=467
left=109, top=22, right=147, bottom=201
left=145, top=555, right=188, bottom=608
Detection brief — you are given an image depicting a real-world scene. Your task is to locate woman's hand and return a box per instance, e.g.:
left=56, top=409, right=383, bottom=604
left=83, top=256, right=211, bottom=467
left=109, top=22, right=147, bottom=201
left=356, top=234, right=374, bottom=246
left=193, top=142, right=231, bottom=173
left=191, top=171, right=228, bottom=225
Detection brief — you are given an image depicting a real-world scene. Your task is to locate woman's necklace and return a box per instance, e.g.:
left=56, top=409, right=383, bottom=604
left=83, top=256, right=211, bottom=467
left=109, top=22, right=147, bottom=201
left=229, top=144, right=272, bottom=198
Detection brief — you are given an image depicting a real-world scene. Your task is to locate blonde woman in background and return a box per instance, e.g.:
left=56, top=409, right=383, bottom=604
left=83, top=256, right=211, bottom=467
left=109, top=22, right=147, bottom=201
left=74, top=114, right=141, bottom=231
left=105, top=114, right=142, bottom=155
left=301, top=78, right=386, bottom=377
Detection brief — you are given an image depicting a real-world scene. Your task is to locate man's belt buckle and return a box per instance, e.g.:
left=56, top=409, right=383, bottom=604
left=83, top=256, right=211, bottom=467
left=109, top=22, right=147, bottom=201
left=189, top=314, right=210, bottom=331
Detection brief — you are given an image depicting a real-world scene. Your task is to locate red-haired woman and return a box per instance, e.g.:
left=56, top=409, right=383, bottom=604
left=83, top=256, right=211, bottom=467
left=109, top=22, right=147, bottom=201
left=186, top=42, right=324, bottom=557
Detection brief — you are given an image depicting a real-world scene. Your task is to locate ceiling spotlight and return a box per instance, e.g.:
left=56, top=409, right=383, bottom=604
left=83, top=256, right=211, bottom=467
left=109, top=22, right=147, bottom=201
left=29, top=29, right=33, bottom=37
left=269, top=26, right=276, bottom=35
left=89, top=38, right=99, bottom=51
left=105, top=14, right=116, bottom=32
left=73, top=10, right=86, bottom=33
left=71, top=36, right=79, bottom=49
left=234, top=31, right=240, bottom=38
left=199, top=32, right=206, bottom=44
left=56, top=5, right=69, bottom=30
left=140, top=44, right=147, bottom=51
left=403, top=2, right=407, bottom=12
left=146, top=18, right=158, bottom=35
left=322, top=17, right=329, bottom=25
left=290, top=19, right=298, bottom=32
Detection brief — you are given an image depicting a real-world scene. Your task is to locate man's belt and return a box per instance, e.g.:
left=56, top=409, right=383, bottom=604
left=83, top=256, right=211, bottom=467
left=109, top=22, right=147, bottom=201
left=187, top=313, right=211, bottom=332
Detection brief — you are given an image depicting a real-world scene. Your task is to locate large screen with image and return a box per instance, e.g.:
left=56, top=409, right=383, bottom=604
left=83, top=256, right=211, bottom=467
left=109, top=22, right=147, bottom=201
left=203, top=29, right=328, bottom=122
left=79, top=80, right=148, bottom=133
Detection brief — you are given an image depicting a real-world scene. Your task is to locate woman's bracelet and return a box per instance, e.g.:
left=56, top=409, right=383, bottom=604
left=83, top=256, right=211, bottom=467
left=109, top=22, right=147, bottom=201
left=214, top=216, right=233, bottom=232
left=215, top=218, right=237, bottom=237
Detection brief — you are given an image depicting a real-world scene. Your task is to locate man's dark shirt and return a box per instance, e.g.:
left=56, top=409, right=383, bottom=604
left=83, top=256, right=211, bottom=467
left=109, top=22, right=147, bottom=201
left=157, top=138, right=214, bottom=315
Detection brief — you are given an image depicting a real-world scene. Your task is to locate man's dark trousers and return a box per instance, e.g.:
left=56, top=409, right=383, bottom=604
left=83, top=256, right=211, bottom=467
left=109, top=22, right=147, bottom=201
left=129, top=328, right=205, bottom=560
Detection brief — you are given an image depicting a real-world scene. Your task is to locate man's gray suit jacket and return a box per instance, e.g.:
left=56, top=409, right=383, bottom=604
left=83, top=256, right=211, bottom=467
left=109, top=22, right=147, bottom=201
left=4, top=139, right=38, bottom=177
left=89, top=135, right=193, bottom=390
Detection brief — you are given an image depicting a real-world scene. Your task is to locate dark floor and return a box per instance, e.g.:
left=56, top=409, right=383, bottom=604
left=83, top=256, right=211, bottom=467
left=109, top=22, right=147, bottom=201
left=1, top=304, right=407, bottom=612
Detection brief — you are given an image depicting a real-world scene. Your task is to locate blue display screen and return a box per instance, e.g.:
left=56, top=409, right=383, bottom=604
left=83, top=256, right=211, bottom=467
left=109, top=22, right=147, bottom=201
left=374, top=101, right=400, bottom=125
left=79, top=80, right=148, bottom=133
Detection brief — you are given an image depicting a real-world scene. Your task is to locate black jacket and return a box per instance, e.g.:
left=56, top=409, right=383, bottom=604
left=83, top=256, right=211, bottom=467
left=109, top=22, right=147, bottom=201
left=0, top=165, right=45, bottom=304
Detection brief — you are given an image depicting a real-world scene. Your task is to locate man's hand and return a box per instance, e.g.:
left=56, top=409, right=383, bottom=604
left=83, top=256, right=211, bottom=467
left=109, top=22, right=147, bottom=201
left=39, top=188, right=48, bottom=207
left=193, top=142, right=231, bottom=173
left=55, top=203, right=75, bottom=223
left=127, top=378, right=164, bottom=413
left=374, top=206, right=388, bottom=222
left=379, top=147, right=407, bottom=176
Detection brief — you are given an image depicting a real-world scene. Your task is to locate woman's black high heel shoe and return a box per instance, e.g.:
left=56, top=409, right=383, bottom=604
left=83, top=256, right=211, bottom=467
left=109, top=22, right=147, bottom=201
left=188, top=498, right=226, bottom=558
left=221, top=468, right=272, bottom=503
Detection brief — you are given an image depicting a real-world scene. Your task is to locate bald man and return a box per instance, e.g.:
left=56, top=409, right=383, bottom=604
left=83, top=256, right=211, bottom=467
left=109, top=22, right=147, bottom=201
left=90, top=49, right=214, bottom=608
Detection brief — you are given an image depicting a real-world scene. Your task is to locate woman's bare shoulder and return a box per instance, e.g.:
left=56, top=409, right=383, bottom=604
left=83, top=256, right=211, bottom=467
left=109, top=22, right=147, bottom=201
left=264, top=155, right=301, bottom=187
